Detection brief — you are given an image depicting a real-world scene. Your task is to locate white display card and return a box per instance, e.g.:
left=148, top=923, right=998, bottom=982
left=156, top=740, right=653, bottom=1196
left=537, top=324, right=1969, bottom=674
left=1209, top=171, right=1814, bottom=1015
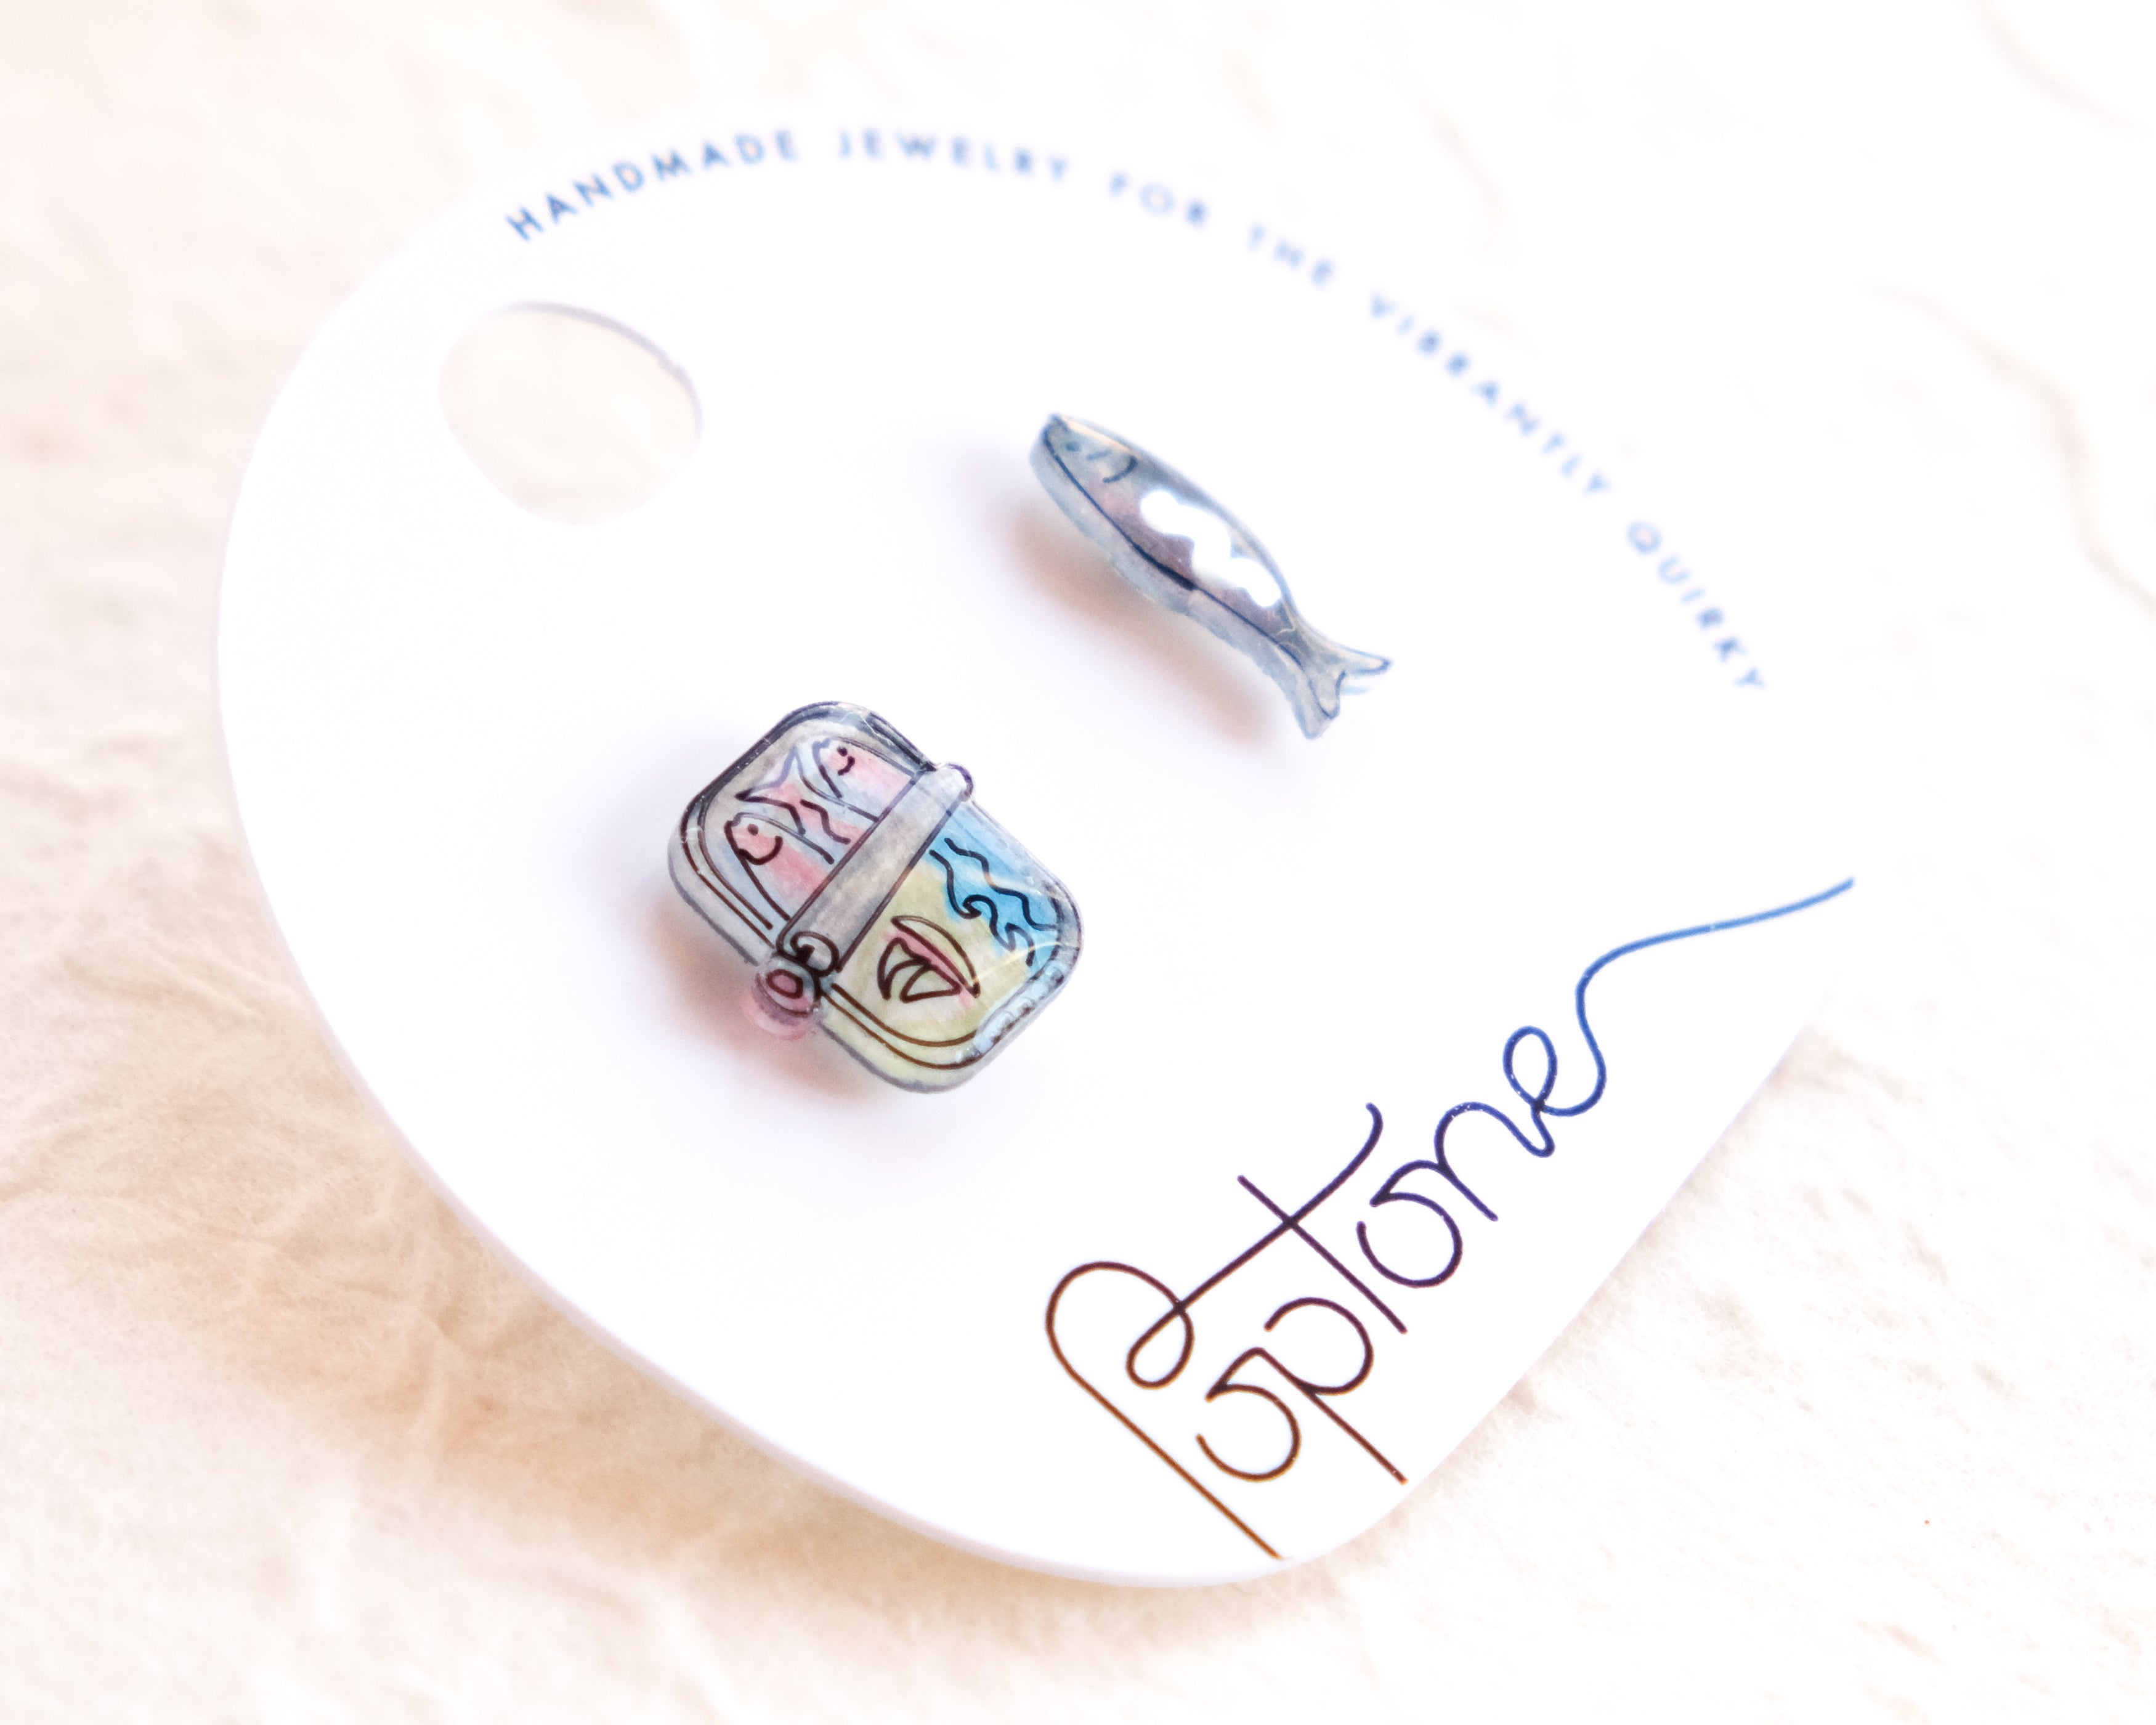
left=220, top=112, right=1854, bottom=1585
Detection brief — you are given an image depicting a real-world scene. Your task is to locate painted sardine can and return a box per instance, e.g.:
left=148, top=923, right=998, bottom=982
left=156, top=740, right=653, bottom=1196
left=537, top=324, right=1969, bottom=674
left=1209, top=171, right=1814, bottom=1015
left=670, top=702, right=1082, bottom=1089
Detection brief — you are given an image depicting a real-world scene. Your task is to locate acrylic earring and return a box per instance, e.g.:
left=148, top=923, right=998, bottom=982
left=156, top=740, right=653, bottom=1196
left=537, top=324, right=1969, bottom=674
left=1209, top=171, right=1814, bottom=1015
left=1030, top=413, right=1389, bottom=737
left=671, top=702, right=1081, bottom=1090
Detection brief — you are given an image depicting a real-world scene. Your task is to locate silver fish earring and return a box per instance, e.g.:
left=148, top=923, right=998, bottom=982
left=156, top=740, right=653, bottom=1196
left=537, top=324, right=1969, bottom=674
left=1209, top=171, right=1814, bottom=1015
left=1029, top=414, right=1389, bottom=737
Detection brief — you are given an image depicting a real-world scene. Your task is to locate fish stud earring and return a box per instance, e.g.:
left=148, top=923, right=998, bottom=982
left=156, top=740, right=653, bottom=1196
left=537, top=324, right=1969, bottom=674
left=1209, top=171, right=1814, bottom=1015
left=670, top=702, right=1082, bottom=1091
left=1029, top=413, right=1390, bottom=738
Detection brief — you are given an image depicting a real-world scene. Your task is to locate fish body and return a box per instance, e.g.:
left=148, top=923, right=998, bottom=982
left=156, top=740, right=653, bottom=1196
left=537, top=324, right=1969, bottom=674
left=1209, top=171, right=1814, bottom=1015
left=1030, top=413, right=1389, bottom=737
left=740, top=745, right=872, bottom=849
left=809, top=734, right=912, bottom=818
left=723, top=811, right=834, bottom=920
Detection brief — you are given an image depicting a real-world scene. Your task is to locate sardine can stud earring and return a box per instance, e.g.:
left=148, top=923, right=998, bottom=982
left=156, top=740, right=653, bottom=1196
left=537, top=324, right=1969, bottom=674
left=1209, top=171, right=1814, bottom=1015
left=670, top=702, right=1082, bottom=1091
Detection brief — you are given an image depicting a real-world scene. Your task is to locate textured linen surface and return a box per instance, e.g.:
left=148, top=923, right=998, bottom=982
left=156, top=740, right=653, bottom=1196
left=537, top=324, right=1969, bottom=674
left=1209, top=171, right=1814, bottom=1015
left=4, top=3, right=2154, bottom=1719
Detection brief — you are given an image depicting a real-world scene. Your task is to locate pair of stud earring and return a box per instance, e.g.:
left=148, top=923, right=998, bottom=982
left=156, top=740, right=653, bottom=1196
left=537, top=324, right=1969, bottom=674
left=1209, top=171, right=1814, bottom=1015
left=668, top=416, right=1388, bottom=1090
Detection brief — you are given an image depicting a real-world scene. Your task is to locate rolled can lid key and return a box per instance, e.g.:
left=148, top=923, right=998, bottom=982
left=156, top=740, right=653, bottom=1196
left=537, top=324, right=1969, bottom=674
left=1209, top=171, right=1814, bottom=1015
left=747, top=759, right=973, bottom=1037
left=670, top=702, right=1082, bottom=1091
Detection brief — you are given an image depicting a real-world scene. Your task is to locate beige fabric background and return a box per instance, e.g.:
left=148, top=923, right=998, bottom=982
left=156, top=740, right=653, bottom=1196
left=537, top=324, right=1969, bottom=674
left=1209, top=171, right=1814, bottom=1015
left=6, top=2, right=2155, bottom=1718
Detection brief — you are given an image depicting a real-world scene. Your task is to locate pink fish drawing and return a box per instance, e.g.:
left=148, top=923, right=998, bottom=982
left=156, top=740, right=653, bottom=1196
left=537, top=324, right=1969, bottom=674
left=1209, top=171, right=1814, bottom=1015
left=724, top=811, right=835, bottom=920
left=740, top=746, right=872, bottom=850
left=811, top=736, right=913, bottom=819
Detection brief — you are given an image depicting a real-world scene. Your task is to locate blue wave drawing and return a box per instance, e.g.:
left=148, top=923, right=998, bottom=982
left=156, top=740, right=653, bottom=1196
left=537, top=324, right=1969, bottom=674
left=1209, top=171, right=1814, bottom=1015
left=928, top=813, right=1059, bottom=970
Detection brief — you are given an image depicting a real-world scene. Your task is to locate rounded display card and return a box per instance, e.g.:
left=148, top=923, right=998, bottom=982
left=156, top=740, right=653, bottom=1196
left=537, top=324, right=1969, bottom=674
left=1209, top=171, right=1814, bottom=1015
left=220, top=112, right=1854, bottom=1585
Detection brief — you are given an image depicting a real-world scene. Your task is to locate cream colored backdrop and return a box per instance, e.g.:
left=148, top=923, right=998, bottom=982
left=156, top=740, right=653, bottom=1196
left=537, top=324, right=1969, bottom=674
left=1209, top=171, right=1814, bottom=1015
left=4, top=2, right=2152, bottom=1718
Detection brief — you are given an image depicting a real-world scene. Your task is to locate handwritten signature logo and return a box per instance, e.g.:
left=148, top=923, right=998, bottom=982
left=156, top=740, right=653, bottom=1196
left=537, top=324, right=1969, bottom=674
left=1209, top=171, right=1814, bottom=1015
left=1046, top=879, right=1854, bottom=1561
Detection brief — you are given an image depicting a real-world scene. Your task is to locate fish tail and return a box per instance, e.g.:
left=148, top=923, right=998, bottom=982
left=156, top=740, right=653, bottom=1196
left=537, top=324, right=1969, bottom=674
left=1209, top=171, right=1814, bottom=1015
left=1278, top=626, right=1391, bottom=739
